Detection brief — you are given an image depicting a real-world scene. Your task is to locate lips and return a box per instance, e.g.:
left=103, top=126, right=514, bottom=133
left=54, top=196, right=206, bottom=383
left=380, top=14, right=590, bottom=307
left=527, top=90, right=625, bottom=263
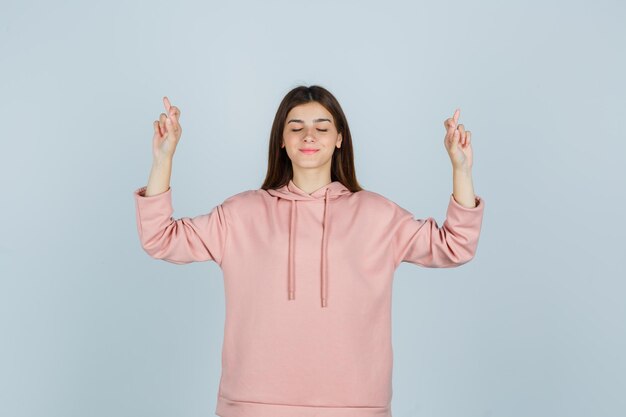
left=299, top=149, right=319, bottom=154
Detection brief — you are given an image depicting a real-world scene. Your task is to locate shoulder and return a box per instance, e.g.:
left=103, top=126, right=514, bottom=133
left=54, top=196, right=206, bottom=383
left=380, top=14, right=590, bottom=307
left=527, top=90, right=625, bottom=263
left=357, top=189, right=420, bottom=226
left=220, top=189, right=262, bottom=210
left=353, top=189, right=401, bottom=208
left=348, top=189, right=413, bottom=220
left=219, top=189, right=277, bottom=220
left=222, top=189, right=259, bottom=204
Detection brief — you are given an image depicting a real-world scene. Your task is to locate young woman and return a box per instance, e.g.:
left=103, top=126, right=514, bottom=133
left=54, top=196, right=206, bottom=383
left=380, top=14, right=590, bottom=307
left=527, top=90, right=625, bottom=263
left=133, top=85, right=484, bottom=417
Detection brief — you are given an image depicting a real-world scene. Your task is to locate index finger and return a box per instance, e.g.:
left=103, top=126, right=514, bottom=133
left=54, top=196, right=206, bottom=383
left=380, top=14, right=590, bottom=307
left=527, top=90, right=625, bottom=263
left=163, top=96, right=172, bottom=114
left=452, top=108, right=460, bottom=124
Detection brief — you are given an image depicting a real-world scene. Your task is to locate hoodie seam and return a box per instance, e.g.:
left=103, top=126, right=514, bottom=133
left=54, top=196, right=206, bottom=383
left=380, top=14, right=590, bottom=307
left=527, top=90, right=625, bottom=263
left=217, top=202, right=230, bottom=269
left=217, top=394, right=389, bottom=409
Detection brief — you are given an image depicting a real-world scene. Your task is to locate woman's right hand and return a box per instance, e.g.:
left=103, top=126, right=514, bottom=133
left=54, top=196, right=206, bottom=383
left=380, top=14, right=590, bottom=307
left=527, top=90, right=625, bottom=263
left=152, top=96, right=182, bottom=162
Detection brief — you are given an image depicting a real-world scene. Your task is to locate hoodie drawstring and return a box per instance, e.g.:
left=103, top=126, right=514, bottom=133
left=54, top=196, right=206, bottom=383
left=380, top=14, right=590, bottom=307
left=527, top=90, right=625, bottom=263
left=288, top=199, right=296, bottom=301
left=287, top=188, right=331, bottom=308
left=321, top=188, right=330, bottom=307
left=267, top=180, right=351, bottom=308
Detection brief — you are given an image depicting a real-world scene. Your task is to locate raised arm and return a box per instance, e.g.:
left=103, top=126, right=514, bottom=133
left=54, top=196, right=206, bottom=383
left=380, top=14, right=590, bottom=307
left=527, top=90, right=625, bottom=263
left=132, top=96, right=228, bottom=266
left=392, top=108, right=485, bottom=268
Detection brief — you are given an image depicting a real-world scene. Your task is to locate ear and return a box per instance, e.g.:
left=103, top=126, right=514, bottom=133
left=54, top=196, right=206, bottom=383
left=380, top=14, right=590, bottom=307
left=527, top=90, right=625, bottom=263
left=337, top=132, right=342, bottom=148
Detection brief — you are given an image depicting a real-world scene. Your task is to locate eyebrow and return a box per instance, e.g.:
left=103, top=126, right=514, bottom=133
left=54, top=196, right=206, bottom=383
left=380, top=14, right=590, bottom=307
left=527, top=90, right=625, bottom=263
left=287, top=118, right=332, bottom=124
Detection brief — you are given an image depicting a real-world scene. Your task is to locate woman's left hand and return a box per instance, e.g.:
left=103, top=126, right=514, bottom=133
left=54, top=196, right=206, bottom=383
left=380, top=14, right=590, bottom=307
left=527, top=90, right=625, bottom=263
left=443, top=108, right=473, bottom=172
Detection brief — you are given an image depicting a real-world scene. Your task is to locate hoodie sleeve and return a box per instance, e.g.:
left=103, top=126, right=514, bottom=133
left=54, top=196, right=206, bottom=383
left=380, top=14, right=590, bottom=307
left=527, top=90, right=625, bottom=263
left=391, top=193, right=484, bottom=269
left=133, top=185, right=228, bottom=266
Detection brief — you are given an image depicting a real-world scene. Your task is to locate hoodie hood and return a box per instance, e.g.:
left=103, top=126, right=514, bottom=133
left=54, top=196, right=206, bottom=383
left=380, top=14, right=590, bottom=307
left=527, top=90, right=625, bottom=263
left=266, top=179, right=352, bottom=308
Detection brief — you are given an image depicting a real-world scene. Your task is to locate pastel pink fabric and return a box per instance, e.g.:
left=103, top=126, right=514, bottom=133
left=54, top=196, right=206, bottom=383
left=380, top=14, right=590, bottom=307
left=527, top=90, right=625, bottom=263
left=133, top=179, right=485, bottom=417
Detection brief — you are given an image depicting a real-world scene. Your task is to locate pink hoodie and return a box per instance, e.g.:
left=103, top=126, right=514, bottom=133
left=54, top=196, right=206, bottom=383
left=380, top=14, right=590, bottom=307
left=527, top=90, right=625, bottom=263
left=133, top=179, right=485, bottom=417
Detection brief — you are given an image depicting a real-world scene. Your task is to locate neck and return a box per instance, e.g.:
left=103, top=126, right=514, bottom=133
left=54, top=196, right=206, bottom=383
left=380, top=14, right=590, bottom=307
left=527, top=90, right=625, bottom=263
left=291, top=171, right=332, bottom=195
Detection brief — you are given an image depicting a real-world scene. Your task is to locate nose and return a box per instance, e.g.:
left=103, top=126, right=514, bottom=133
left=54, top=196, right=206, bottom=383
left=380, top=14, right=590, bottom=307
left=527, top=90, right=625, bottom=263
left=302, top=125, right=319, bottom=143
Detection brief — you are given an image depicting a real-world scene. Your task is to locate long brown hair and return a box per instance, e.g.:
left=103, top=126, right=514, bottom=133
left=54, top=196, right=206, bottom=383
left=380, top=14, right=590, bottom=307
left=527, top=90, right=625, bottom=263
left=260, top=85, right=364, bottom=192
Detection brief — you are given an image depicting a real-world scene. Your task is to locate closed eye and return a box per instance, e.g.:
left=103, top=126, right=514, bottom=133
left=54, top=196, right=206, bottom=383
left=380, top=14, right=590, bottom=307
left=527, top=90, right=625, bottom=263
left=291, top=129, right=328, bottom=132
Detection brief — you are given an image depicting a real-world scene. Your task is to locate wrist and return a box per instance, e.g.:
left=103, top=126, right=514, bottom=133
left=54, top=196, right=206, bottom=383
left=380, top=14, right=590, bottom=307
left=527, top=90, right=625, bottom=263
left=453, top=166, right=472, bottom=176
left=153, top=157, right=173, bottom=167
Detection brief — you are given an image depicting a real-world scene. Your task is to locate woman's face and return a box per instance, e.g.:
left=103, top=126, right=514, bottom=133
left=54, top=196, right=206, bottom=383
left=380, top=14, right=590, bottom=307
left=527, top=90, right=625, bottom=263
left=282, top=101, right=342, bottom=173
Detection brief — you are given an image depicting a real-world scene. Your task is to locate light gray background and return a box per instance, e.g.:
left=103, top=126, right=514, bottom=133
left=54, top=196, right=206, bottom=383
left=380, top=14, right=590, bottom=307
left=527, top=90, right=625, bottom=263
left=1, top=0, right=624, bottom=416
